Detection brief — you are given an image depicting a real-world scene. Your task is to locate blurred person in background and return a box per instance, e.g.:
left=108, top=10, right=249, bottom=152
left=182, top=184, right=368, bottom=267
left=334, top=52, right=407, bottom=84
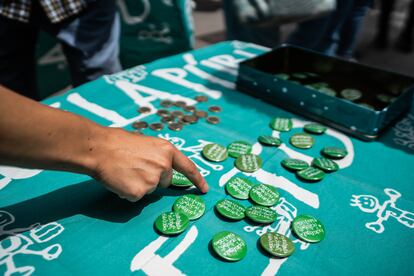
left=373, top=0, right=414, bottom=53
left=0, top=0, right=121, bottom=100
left=288, top=0, right=374, bottom=60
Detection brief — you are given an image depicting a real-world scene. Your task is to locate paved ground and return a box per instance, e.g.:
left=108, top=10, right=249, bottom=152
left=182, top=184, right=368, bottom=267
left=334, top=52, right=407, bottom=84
left=193, top=3, right=414, bottom=76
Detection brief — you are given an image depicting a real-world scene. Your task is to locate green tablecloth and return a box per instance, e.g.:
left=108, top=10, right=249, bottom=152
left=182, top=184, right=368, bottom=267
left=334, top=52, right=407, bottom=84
left=1, top=41, right=413, bottom=275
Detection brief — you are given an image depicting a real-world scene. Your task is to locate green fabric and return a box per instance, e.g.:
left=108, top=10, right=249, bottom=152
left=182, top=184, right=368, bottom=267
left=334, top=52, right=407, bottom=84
left=1, top=41, right=413, bottom=275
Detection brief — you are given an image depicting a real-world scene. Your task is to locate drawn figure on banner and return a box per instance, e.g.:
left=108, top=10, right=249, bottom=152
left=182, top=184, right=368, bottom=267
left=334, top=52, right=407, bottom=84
left=0, top=211, right=64, bottom=276
left=139, top=23, right=173, bottom=44
left=351, top=188, right=414, bottom=234
left=0, top=166, right=42, bottom=191
left=158, top=133, right=223, bottom=176
left=118, top=0, right=150, bottom=25
left=393, top=114, right=414, bottom=150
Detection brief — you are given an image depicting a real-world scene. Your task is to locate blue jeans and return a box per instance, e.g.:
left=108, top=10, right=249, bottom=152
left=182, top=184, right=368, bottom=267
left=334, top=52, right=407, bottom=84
left=0, top=0, right=121, bottom=100
left=288, top=0, right=373, bottom=58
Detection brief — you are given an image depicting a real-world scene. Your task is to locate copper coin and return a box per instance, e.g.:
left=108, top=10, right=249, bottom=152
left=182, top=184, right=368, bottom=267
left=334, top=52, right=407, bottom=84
left=194, top=110, right=208, bottom=118
left=206, top=116, right=220, bottom=124
left=138, top=106, right=152, bottom=113
left=171, top=110, right=184, bottom=118
left=195, top=95, right=209, bottom=102
left=174, top=101, right=187, bottom=107
left=168, top=122, right=183, bottom=131
left=180, top=118, right=191, bottom=125
left=183, top=115, right=198, bottom=124
left=149, top=123, right=164, bottom=131
left=161, top=116, right=175, bottom=123
left=156, top=109, right=170, bottom=117
left=184, top=105, right=196, bottom=112
left=132, top=121, right=148, bottom=129
left=160, top=100, right=173, bottom=107
left=131, top=130, right=144, bottom=135
left=208, top=106, right=222, bottom=113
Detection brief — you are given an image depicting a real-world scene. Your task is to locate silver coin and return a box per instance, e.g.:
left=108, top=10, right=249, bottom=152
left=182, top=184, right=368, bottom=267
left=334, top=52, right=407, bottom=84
left=160, top=100, right=173, bottom=107
left=132, top=121, right=148, bottom=129
left=171, top=110, right=184, bottom=118
left=183, top=115, right=198, bottom=124
left=149, top=123, right=164, bottom=131
left=161, top=116, right=175, bottom=123
left=138, top=106, right=152, bottom=113
left=168, top=122, right=183, bottom=131
left=174, top=101, right=187, bottom=107
left=208, top=105, right=222, bottom=113
left=156, top=109, right=170, bottom=117
left=195, top=95, right=209, bottom=102
left=194, top=110, right=208, bottom=118
left=206, top=116, right=220, bottom=124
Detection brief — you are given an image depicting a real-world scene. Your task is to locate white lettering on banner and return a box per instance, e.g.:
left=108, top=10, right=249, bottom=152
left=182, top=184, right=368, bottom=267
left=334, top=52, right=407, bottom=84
left=139, top=23, right=173, bottom=44
left=393, top=114, right=414, bottom=150
left=0, top=210, right=64, bottom=276
left=351, top=188, right=414, bottom=234
left=104, top=65, right=148, bottom=84
left=117, top=0, right=150, bottom=25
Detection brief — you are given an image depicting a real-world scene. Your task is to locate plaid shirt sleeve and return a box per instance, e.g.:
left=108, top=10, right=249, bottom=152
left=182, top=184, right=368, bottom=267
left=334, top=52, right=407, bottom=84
left=0, top=0, right=87, bottom=23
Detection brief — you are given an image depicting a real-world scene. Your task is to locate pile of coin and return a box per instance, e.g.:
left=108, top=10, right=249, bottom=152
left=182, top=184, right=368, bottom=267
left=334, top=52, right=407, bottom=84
left=132, top=95, right=222, bottom=133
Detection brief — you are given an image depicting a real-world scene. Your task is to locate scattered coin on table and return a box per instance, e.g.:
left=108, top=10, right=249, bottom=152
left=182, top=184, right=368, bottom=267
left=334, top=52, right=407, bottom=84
left=183, top=115, right=198, bottom=124
left=174, top=101, right=187, bottom=107
left=156, top=109, right=170, bottom=117
left=168, top=122, right=183, bottom=131
left=161, top=115, right=174, bottom=123
left=138, top=106, right=152, bottom=113
left=184, top=105, right=196, bottom=112
left=194, top=110, right=208, bottom=118
left=171, top=110, right=185, bottom=119
left=132, top=121, right=148, bottom=130
left=208, top=106, right=222, bottom=113
left=160, top=99, right=173, bottom=107
left=149, top=123, right=164, bottom=131
left=195, top=95, right=209, bottom=102
left=206, top=116, right=220, bottom=124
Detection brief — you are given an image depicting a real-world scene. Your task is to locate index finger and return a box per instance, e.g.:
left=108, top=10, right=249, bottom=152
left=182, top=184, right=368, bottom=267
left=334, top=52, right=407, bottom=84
left=172, top=148, right=209, bottom=193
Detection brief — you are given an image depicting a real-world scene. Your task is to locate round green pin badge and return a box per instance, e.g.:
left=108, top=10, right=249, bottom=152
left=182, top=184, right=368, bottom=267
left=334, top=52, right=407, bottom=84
left=245, top=205, right=277, bottom=224
left=258, top=135, right=282, bottom=146
left=304, top=123, right=327, bottom=135
left=321, top=147, right=348, bottom=159
left=292, top=73, right=307, bottom=79
left=281, top=158, right=309, bottom=171
left=249, top=184, right=280, bottom=206
left=171, top=170, right=193, bottom=188
left=215, top=199, right=246, bottom=220
left=312, top=157, right=339, bottom=172
left=340, top=88, right=362, bottom=101
left=225, top=177, right=255, bottom=200
left=274, top=73, right=289, bottom=80
left=290, top=133, right=315, bottom=149
left=154, top=211, right=190, bottom=235
left=173, top=194, right=205, bottom=220
left=292, top=214, right=325, bottom=243
left=227, top=141, right=252, bottom=158
left=211, top=231, right=247, bottom=262
left=260, top=232, right=295, bottom=258
left=296, top=167, right=325, bottom=182
left=318, top=87, right=337, bottom=97
left=269, top=118, right=293, bottom=132
left=202, top=143, right=228, bottom=162
left=235, top=154, right=262, bottom=173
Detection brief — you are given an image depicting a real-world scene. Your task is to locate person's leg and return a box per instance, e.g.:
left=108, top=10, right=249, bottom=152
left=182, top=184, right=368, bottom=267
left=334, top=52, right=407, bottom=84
left=373, top=0, right=396, bottom=49
left=286, top=16, right=331, bottom=50
left=0, top=17, right=38, bottom=99
left=38, top=0, right=121, bottom=87
left=395, top=0, right=414, bottom=53
left=336, top=0, right=374, bottom=59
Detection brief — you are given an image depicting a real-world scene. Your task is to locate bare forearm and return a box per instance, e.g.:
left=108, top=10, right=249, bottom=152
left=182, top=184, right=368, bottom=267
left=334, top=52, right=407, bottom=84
left=0, top=85, right=100, bottom=175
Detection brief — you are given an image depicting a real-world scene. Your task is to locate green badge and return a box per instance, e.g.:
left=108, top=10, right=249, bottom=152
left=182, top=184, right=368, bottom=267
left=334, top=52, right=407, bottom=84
left=292, top=73, right=307, bottom=79
left=304, top=123, right=327, bottom=135
left=225, top=177, right=255, bottom=200
left=290, top=133, right=315, bottom=149
left=173, top=194, right=205, bottom=220
left=211, top=231, right=247, bottom=262
left=312, top=157, right=339, bottom=172
left=215, top=199, right=246, bottom=220
left=245, top=205, right=277, bottom=224
left=249, top=184, right=280, bottom=206
left=340, top=88, right=362, bottom=101
left=318, top=87, right=337, bottom=97
left=274, top=73, right=289, bottom=80
left=227, top=141, right=253, bottom=158
left=297, top=167, right=325, bottom=182
left=321, top=147, right=348, bottom=159
left=270, top=118, right=293, bottom=132
left=292, top=214, right=325, bottom=243
left=308, top=82, right=329, bottom=89
left=202, top=143, right=228, bottom=162
left=171, top=170, right=193, bottom=188
left=235, top=154, right=263, bottom=173
left=258, top=135, right=282, bottom=146
left=377, top=93, right=396, bottom=103
left=260, top=232, right=295, bottom=258
left=154, top=211, right=189, bottom=235
left=281, top=158, right=309, bottom=171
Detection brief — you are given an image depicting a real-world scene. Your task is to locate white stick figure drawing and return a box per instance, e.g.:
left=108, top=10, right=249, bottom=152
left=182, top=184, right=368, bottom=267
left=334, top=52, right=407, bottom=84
left=117, top=0, right=150, bottom=25
left=0, top=210, right=64, bottom=276
left=350, top=188, right=414, bottom=234
left=0, top=166, right=42, bottom=191
left=159, top=133, right=223, bottom=176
